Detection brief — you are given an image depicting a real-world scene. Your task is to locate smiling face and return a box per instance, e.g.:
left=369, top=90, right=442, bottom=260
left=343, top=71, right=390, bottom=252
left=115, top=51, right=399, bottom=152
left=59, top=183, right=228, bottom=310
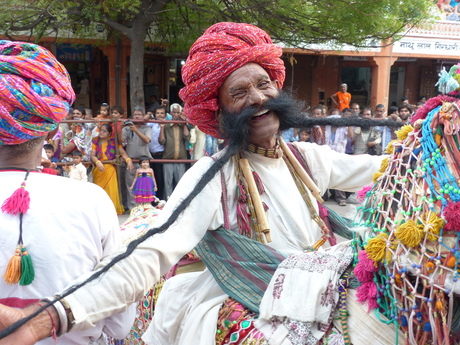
left=218, top=63, right=280, bottom=149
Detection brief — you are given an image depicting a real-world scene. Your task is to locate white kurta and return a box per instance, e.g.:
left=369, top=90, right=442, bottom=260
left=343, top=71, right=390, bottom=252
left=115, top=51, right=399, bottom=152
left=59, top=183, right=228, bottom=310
left=0, top=171, right=135, bottom=345
left=64, top=143, right=382, bottom=341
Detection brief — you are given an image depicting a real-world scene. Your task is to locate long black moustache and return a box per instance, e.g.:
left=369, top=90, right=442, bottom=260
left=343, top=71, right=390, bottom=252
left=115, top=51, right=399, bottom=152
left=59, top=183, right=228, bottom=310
left=0, top=92, right=406, bottom=339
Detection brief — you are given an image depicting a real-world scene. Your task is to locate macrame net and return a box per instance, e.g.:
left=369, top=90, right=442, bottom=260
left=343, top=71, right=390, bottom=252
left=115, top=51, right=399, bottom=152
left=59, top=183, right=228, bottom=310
left=353, top=65, right=460, bottom=344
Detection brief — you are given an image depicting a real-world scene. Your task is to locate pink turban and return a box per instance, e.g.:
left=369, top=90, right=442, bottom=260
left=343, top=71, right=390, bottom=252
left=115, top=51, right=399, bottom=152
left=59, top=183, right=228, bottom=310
left=179, top=22, right=285, bottom=138
left=0, top=40, right=75, bottom=145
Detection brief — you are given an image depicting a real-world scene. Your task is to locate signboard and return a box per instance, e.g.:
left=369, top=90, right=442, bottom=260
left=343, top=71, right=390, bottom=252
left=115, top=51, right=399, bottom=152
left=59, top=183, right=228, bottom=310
left=56, top=44, right=92, bottom=62
left=393, top=37, right=460, bottom=56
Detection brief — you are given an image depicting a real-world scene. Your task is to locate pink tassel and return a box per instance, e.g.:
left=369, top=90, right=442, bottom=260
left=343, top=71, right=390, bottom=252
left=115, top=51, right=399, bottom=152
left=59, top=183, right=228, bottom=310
left=252, top=171, right=265, bottom=194
left=1, top=182, right=30, bottom=215
left=236, top=203, right=251, bottom=236
left=356, top=185, right=372, bottom=203
left=356, top=281, right=378, bottom=312
left=443, top=202, right=460, bottom=231
left=236, top=184, right=247, bottom=203
left=354, top=250, right=378, bottom=283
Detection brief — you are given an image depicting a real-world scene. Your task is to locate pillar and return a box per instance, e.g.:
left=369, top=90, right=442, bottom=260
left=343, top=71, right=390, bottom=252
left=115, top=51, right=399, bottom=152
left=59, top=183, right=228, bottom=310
left=99, top=44, right=129, bottom=116
left=368, top=56, right=398, bottom=109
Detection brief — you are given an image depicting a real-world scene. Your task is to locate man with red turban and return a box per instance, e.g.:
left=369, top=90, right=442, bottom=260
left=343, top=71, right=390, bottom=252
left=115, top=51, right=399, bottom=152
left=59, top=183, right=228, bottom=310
left=0, top=23, right=393, bottom=345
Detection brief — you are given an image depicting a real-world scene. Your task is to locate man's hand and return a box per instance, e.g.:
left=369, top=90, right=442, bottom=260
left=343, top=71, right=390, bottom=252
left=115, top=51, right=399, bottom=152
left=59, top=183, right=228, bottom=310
left=0, top=304, right=50, bottom=345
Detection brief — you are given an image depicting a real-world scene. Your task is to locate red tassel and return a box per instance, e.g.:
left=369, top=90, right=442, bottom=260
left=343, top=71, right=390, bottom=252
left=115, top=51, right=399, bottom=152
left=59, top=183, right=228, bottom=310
left=1, top=182, right=30, bottom=215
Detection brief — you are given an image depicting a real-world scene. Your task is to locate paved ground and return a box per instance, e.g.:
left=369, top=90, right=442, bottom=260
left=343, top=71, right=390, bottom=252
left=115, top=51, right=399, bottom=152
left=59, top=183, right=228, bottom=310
left=117, top=195, right=360, bottom=226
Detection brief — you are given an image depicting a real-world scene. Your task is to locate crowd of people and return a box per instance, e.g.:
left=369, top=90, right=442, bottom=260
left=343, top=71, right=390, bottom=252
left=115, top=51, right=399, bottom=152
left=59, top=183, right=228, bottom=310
left=43, top=82, right=422, bottom=214
left=279, top=91, right=424, bottom=206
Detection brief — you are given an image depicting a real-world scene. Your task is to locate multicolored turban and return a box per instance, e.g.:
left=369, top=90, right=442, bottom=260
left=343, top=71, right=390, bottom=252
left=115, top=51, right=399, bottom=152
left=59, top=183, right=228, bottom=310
left=179, top=22, right=285, bottom=138
left=0, top=40, right=75, bottom=145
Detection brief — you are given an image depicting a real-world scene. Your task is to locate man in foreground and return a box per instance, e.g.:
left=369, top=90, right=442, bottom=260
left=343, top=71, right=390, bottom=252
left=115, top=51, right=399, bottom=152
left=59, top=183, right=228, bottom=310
left=0, top=23, right=394, bottom=344
left=0, top=40, right=134, bottom=345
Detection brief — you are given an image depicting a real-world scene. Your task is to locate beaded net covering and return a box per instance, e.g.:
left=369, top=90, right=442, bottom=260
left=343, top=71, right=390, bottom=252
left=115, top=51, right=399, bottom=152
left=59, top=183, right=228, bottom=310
left=353, top=74, right=460, bottom=343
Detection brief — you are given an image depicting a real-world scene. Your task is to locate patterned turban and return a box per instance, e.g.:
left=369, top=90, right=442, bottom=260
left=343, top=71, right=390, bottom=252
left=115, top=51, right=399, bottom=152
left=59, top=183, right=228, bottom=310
left=0, top=40, right=75, bottom=145
left=179, top=22, right=285, bottom=138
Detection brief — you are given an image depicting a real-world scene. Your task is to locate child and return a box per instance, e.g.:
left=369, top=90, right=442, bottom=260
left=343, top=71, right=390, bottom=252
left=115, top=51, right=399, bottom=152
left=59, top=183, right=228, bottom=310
left=65, top=150, right=88, bottom=182
left=130, top=155, right=157, bottom=204
left=43, top=143, right=61, bottom=175
left=297, top=128, right=311, bottom=142
left=111, top=105, right=125, bottom=143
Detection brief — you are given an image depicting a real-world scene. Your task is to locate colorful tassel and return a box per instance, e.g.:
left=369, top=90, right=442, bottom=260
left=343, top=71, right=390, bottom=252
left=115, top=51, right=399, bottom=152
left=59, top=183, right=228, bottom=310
left=1, top=181, right=30, bottom=215
left=252, top=171, right=265, bottom=194
left=4, top=245, right=22, bottom=285
left=395, top=220, right=424, bottom=248
left=356, top=185, right=372, bottom=203
left=443, top=202, right=460, bottom=231
left=356, top=281, right=378, bottom=312
left=365, top=233, right=389, bottom=263
left=19, top=245, right=34, bottom=285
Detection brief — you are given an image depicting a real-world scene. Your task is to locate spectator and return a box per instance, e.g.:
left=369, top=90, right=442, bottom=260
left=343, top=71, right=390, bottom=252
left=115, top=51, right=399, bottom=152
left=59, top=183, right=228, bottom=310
left=353, top=108, right=382, bottom=155
left=350, top=103, right=361, bottom=117
left=146, top=106, right=166, bottom=200
left=398, top=104, right=413, bottom=123
left=129, top=155, right=157, bottom=204
left=64, top=150, right=88, bottom=182
left=147, top=95, right=160, bottom=112
left=330, top=83, right=352, bottom=111
left=297, top=127, right=311, bottom=142
left=92, top=123, right=133, bottom=214
left=373, top=104, right=392, bottom=151
left=325, top=114, right=349, bottom=205
left=308, top=106, right=326, bottom=145
left=159, top=103, right=190, bottom=199
left=122, top=106, right=152, bottom=209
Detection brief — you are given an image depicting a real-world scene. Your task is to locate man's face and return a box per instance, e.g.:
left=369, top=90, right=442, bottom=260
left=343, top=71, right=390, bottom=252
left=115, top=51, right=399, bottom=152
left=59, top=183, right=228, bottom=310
left=361, top=109, right=372, bottom=119
left=218, top=63, right=280, bottom=148
left=374, top=107, right=385, bottom=118
left=351, top=104, right=360, bottom=116
left=132, top=110, right=144, bottom=122
left=171, top=108, right=181, bottom=121
left=399, top=107, right=412, bottom=121
left=155, top=109, right=166, bottom=120
left=340, top=85, right=347, bottom=92
left=73, top=109, right=83, bottom=119
left=45, top=149, right=53, bottom=159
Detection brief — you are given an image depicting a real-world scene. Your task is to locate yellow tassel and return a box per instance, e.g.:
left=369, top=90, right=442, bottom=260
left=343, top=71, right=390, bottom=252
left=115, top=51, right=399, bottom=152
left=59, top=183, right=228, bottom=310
left=385, top=140, right=397, bottom=154
left=420, top=211, right=444, bottom=242
left=365, top=233, right=389, bottom=263
left=4, top=245, right=21, bottom=285
left=395, top=125, right=414, bottom=140
left=395, top=220, right=424, bottom=248
left=372, top=172, right=383, bottom=183
left=379, top=157, right=389, bottom=173
left=435, top=134, right=442, bottom=146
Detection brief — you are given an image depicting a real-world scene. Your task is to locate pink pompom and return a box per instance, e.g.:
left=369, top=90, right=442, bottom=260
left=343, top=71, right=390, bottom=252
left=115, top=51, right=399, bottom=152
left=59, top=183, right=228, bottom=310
left=356, top=281, right=378, bottom=312
left=443, top=202, right=460, bottom=231
left=357, top=185, right=372, bottom=203
left=1, top=183, right=30, bottom=215
left=354, top=250, right=379, bottom=283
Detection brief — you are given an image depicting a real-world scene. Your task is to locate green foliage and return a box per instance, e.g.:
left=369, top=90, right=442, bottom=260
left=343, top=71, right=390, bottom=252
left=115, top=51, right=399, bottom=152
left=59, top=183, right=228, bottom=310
left=1, top=0, right=435, bottom=51
left=154, top=0, right=435, bottom=52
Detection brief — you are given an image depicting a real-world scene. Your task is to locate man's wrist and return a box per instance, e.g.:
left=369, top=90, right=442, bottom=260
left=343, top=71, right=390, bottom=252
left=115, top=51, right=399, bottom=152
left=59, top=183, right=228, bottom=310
left=40, top=297, right=67, bottom=336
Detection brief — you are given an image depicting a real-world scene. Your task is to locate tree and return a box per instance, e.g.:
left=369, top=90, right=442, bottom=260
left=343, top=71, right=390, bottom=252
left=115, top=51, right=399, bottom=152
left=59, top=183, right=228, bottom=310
left=0, top=0, right=435, bottom=111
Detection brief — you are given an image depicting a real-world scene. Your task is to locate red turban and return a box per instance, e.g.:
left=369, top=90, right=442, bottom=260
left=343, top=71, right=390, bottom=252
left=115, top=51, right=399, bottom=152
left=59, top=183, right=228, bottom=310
left=179, top=22, right=285, bottom=138
left=0, top=40, right=75, bottom=145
